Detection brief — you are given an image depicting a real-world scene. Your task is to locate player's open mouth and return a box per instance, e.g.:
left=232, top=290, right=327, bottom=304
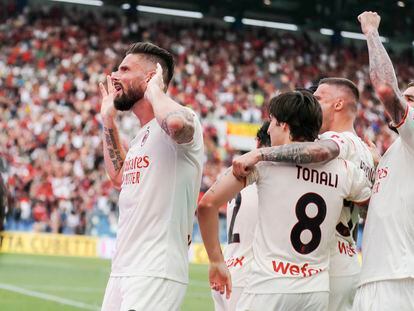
left=113, top=83, right=123, bottom=95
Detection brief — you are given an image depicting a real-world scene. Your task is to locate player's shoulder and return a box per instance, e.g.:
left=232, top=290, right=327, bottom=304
left=320, top=157, right=354, bottom=175
left=320, top=130, right=355, bottom=144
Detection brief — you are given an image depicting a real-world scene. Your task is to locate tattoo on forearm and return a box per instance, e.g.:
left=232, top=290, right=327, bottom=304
left=366, top=31, right=406, bottom=124
left=161, top=110, right=195, bottom=144
left=104, top=127, right=124, bottom=171
left=261, top=141, right=339, bottom=164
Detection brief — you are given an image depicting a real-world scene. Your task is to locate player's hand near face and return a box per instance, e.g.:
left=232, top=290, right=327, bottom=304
left=209, top=261, right=232, bottom=299
left=358, top=11, right=381, bottom=35
left=99, top=75, right=117, bottom=120
left=144, top=63, right=165, bottom=101
left=232, top=150, right=261, bottom=179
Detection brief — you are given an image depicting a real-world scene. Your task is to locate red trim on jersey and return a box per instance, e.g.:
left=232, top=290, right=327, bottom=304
left=394, top=105, right=410, bottom=129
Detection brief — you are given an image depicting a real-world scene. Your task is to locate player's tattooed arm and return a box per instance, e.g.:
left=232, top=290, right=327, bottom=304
left=102, top=124, right=126, bottom=188
left=99, top=75, right=125, bottom=188
left=145, top=63, right=196, bottom=144
left=359, top=11, right=407, bottom=125
left=104, top=126, right=125, bottom=171
left=160, top=109, right=195, bottom=144
left=232, top=140, right=339, bottom=179
left=260, top=140, right=339, bottom=164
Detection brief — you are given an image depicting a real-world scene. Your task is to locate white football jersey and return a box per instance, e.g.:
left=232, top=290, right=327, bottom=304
left=359, top=106, right=414, bottom=286
left=244, top=159, right=371, bottom=294
left=224, top=184, right=259, bottom=287
left=320, top=131, right=374, bottom=276
left=110, top=111, right=204, bottom=284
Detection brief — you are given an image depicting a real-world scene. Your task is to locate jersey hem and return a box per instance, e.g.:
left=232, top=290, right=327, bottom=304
left=245, top=288, right=329, bottom=294
left=358, top=274, right=414, bottom=287
left=109, top=272, right=188, bottom=285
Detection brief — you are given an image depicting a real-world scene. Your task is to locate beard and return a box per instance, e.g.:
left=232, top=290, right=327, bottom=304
left=113, top=87, right=144, bottom=111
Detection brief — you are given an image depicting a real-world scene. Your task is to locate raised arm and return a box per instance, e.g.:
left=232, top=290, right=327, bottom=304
left=99, top=76, right=126, bottom=189
left=197, top=168, right=245, bottom=299
left=145, top=64, right=195, bottom=144
left=358, top=11, right=407, bottom=125
left=232, top=139, right=339, bottom=179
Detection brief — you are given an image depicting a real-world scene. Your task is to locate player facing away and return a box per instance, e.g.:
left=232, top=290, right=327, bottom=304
left=353, top=12, right=414, bottom=311
left=211, top=122, right=271, bottom=311
left=198, top=91, right=371, bottom=310
left=99, top=42, right=204, bottom=311
left=314, top=78, right=375, bottom=311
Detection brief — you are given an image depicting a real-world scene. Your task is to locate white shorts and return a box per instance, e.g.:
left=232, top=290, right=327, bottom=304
left=236, top=291, right=328, bottom=311
left=101, top=276, right=187, bottom=311
left=328, top=274, right=359, bottom=311
left=353, top=278, right=414, bottom=311
left=212, top=287, right=244, bottom=311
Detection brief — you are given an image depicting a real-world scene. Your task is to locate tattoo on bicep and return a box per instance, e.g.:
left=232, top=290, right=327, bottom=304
left=161, top=110, right=195, bottom=144
left=104, top=127, right=124, bottom=171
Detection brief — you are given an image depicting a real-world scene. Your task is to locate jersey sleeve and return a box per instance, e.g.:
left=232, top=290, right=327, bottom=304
left=175, top=108, right=204, bottom=152
left=246, top=166, right=259, bottom=187
left=246, top=162, right=267, bottom=186
left=344, top=160, right=372, bottom=204
left=395, top=106, right=414, bottom=150
left=319, top=131, right=350, bottom=159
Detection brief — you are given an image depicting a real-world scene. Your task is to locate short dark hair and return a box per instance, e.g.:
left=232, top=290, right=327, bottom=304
left=407, top=81, right=414, bottom=88
left=256, top=121, right=271, bottom=147
left=269, top=91, right=322, bottom=142
left=126, top=42, right=175, bottom=86
left=319, top=77, right=359, bottom=102
left=296, top=85, right=317, bottom=94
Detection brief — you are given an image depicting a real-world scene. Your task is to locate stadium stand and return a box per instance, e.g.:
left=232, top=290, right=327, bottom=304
left=0, top=3, right=412, bottom=241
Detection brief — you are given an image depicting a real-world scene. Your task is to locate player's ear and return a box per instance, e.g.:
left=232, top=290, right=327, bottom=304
left=334, top=99, right=344, bottom=111
left=281, top=122, right=289, bottom=133
left=145, top=70, right=156, bottom=83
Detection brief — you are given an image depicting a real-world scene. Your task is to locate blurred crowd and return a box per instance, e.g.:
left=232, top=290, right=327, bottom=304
left=1, top=4, right=413, bottom=237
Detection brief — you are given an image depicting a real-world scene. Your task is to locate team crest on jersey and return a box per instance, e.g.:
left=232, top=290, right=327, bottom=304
left=141, top=128, right=150, bottom=147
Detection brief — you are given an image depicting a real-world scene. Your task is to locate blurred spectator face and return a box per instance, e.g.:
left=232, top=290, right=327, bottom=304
left=403, top=86, right=414, bottom=107
left=111, top=54, right=152, bottom=111
left=314, top=83, right=338, bottom=133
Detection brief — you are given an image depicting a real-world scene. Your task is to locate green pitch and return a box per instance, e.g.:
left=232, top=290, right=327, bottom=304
left=0, top=253, right=213, bottom=311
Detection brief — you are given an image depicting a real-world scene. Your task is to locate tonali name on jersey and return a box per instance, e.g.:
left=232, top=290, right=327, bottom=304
left=111, top=112, right=204, bottom=284
left=243, top=159, right=370, bottom=294
left=296, top=165, right=338, bottom=188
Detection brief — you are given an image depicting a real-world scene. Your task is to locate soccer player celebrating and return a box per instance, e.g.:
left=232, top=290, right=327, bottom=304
left=211, top=122, right=271, bottom=311
left=233, top=80, right=375, bottom=310
left=198, top=91, right=371, bottom=310
left=314, top=78, right=375, bottom=311
left=352, top=11, right=414, bottom=311
left=99, top=43, right=204, bottom=311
